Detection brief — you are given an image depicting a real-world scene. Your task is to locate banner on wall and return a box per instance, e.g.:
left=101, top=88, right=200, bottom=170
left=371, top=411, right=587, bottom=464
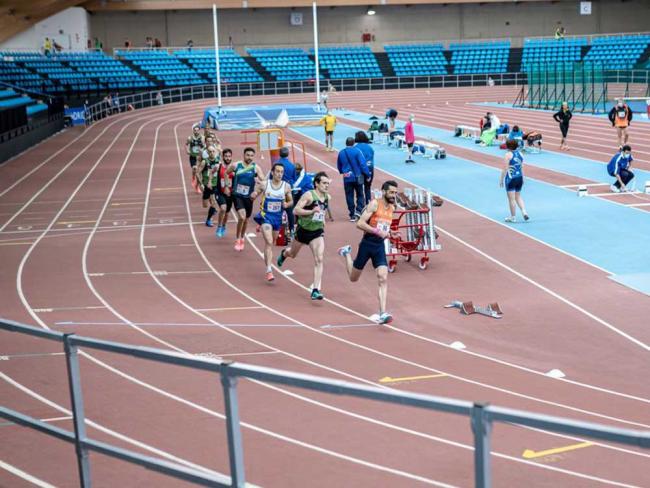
left=64, top=107, right=86, bottom=126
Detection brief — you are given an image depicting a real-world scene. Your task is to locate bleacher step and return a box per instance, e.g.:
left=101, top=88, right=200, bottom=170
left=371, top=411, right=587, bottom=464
left=244, top=56, right=275, bottom=82
left=374, top=52, right=395, bottom=78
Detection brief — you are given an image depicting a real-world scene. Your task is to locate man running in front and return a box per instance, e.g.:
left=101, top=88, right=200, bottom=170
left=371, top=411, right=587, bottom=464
left=277, top=171, right=331, bottom=300
left=227, top=147, right=265, bottom=252
left=253, top=163, right=293, bottom=282
left=338, top=180, right=398, bottom=325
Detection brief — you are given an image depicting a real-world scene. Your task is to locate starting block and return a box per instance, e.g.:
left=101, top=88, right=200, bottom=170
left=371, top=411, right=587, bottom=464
left=415, top=140, right=447, bottom=159
left=444, top=300, right=503, bottom=319
left=454, top=125, right=480, bottom=139
left=645, top=181, right=650, bottom=194
left=577, top=185, right=588, bottom=197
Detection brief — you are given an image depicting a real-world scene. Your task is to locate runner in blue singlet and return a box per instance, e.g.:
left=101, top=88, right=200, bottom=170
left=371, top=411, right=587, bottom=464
left=500, top=139, right=529, bottom=223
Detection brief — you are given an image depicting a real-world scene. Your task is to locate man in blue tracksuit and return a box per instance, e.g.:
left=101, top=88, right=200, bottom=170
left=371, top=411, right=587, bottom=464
left=607, top=145, right=634, bottom=193
left=355, top=131, right=375, bottom=205
left=337, top=137, right=369, bottom=221
left=275, top=147, right=297, bottom=233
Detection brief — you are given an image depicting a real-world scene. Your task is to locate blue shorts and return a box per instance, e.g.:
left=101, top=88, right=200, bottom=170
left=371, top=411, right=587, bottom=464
left=505, top=176, right=523, bottom=192
left=353, top=236, right=387, bottom=270
left=254, top=212, right=282, bottom=231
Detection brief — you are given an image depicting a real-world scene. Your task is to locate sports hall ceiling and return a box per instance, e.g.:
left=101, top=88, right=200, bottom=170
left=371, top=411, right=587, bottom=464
left=0, top=0, right=549, bottom=44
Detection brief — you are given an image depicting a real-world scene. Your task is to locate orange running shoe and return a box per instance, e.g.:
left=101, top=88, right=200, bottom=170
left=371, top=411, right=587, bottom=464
left=265, top=271, right=275, bottom=282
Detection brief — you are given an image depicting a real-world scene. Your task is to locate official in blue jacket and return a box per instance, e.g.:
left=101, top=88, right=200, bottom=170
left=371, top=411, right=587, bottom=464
left=337, top=137, right=369, bottom=221
left=355, top=131, right=375, bottom=205
left=607, top=145, right=634, bottom=193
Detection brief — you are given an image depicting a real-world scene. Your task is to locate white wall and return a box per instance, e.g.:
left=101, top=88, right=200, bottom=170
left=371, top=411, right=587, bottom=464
left=88, top=0, right=650, bottom=51
left=0, top=7, right=90, bottom=52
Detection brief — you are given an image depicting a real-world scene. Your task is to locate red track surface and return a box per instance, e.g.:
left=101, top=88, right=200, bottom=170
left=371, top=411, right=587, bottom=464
left=1, top=88, right=649, bottom=487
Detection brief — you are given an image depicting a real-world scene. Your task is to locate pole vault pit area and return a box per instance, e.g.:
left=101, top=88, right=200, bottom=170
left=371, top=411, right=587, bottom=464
left=202, top=103, right=324, bottom=130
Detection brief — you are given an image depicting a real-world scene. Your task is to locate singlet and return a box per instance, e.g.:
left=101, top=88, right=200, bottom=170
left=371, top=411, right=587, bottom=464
left=615, top=106, right=629, bottom=128
left=298, top=190, right=329, bottom=232
left=506, top=150, right=523, bottom=181
left=189, top=135, right=204, bottom=156
left=202, top=157, right=220, bottom=186
left=364, top=200, right=394, bottom=242
left=232, top=161, right=256, bottom=198
left=260, top=180, right=288, bottom=218
left=217, top=163, right=233, bottom=193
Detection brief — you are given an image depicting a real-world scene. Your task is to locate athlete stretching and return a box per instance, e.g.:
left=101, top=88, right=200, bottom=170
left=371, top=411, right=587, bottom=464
left=277, top=171, right=331, bottom=300
left=253, top=163, right=293, bottom=281
left=338, top=180, right=398, bottom=325
left=227, top=147, right=265, bottom=251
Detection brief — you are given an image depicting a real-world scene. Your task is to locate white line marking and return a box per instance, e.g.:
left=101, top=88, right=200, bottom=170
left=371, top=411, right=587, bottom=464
left=321, top=323, right=379, bottom=330
left=0, top=459, right=56, bottom=488
left=628, top=202, right=650, bottom=207
left=33, top=306, right=105, bottom=313
left=195, top=306, right=264, bottom=312
left=561, top=183, right=609, bottom=188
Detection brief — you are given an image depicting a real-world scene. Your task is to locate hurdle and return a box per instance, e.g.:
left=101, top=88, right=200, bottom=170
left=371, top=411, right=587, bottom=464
left=415, top=140, right=447, bottom=159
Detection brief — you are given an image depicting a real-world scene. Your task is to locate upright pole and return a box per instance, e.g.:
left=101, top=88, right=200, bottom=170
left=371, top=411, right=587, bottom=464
left=312, top=2, right=321, bottom=105
left=212, top=4, right=222, bottom=108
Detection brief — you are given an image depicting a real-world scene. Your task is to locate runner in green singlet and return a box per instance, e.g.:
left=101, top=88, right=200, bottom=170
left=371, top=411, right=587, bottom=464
left=277, top=171, right=331, bottom=300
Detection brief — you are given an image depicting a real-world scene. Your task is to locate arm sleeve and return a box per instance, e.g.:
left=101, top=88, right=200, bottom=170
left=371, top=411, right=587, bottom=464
left=608, top=108, right=616, bottom=124
left=357, top=150, right=369, bottom=176
left=336, top=152, right=344, bottom=174
left=553, top=111, right=561, bottom=123
left=628, top=108, right=633, bottom=122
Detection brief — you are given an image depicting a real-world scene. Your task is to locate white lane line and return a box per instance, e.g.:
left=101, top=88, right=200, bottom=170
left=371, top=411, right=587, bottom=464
left=196, top=306, right=264, bottom=312
left=53, top=321, right=301, bottom=328
left=0, top=352, right=65, bottom=360
left=628, top=202, right=650, bottom=207
left=0, top=459, right=56, bottom=488
left=561, top=183, right=609, bottom=188
left=293, top=129, right=650, bottom=354
left=33, top=306, right=105, bottom=313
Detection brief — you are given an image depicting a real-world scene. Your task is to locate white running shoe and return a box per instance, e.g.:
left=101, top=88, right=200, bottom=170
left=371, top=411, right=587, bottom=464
left=610, top=184, right=620, bottom=193
left=504, top=216, right=516, bottom=223
left=338, top=245, right=352, bottom=257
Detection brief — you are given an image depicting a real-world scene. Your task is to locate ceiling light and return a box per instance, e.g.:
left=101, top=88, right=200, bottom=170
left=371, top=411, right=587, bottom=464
left=367, top=7, right=376, bottom=15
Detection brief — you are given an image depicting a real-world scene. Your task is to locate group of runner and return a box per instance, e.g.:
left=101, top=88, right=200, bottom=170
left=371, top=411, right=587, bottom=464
left=185, top=123, right=395, bottom=325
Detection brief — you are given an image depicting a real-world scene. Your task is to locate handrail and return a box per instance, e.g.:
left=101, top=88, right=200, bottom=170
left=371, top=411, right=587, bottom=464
left=1, top=318, right=649, bottom=488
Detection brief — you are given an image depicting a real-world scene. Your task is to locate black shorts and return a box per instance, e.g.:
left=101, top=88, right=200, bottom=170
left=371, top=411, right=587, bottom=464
left=325, top=130, right=334, bottom=136
left=202, top=186, right=215, bottom=200
left=505, top=176, right=523, bottom=192
left=189, top=155, right=198, bottom=167
left=215, top=192, right=233, bottom=212
left=295, top=227, right=324, bottom=245
left=560, top=123, right=569, bottom=138
left=233, top=195, right=253, bottom=218
left=407, top=142, right=414, bottom=149
left=353, top=236, right=387, bottom=270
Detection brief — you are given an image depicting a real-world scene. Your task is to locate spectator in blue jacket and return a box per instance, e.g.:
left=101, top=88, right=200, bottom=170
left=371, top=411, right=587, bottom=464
left=355, top=131, right=375, bottom=204
left=275, top=146, right=297, bottom=233
left=337, top=137, right=369, bottom=221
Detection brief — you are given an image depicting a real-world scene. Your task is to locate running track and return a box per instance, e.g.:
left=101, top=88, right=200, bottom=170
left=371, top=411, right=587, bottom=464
left=1, top=87, right=649, bottom=487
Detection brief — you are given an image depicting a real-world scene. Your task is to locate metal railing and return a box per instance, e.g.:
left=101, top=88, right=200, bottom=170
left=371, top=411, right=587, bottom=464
left=1, top=318, right=649, bottom=488
left=83, top=71, right=529, bottom=124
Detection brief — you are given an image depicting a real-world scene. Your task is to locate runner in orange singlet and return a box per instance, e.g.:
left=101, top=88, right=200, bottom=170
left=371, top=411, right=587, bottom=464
left=608, top=99, right=633, bottom=148
left=338, top=180, right=398, bottom=325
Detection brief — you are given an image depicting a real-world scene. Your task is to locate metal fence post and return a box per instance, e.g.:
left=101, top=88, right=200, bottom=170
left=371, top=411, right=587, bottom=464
left=63, top=334, right=91, bottom=487
left=220, top=364, right=246, bottom=488
left=471, top=403, right=492, bottom=488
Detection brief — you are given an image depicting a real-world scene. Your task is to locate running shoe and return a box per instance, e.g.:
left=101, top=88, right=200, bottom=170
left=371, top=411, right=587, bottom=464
left=221, top=225, right=227, bottom=237
left=277, top=249, right=286, bottom=267
left=205, top=219, right=213, bottom=227
left=504, top=216, right=516, bottom=223
left=215, top=226, right=223, bottom=238
left=523, top=214, right=530, bottom=222
left=348, top=217, right=356, bottom=222
left=234, top=239, right=243, bottom=251
left=610, top=184, right=620, bottom=193
left=338, top=245, right=352, bottom=257
left=239, top=238, right=246, bottom=250
left=266, top=271, right=275, bottom=282
left=311, top=288, right=324, bottom=300
left=378, top=312, right=393, bottom=325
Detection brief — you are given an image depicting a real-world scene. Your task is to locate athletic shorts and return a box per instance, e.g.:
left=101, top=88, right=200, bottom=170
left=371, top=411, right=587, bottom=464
left=215, top=193, right=233, bottom=212
left=233, top=195, right=253, bottom=218
left=254, top=212, right=282, bottom=231
left=353, top=236, right=387, bottom=270
left=189, top=155, right=198, bottom=167
left=407, top=142, right=414, bottom=149
left=325, top=130, right=334, bottom=136
left=505, top=176, right=523, bottom=192
left=295, top=226, right=324, bottom=245
left=202, top=186, right=215, bottom=200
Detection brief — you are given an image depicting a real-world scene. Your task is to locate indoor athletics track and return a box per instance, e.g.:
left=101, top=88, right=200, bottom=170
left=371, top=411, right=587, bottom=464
left=1, top=86, right=649, bottom=487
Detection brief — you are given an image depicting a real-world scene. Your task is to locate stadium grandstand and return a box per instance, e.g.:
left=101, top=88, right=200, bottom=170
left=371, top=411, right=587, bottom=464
left=1, top=1, right=650, bottom=487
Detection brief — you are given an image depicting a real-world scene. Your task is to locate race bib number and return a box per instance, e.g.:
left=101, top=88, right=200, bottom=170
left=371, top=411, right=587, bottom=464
left=617, top=110, right=626, bottom=118
left=236, top=184, right=250, bottom=195
left=312, top=210, right=325, bottom=222
left=267, top=201, right=282, bottom=213
left=191, top=145, right=200, bottom=153
left=376, top=220, right=391, bottom=234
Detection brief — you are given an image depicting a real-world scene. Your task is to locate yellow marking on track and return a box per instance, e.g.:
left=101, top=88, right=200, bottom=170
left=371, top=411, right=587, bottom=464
left=522, top=442, right=593, bottom=459
left=0, top=241, right=32, bottom=246
left=378, top=373, right=447, bottom=384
